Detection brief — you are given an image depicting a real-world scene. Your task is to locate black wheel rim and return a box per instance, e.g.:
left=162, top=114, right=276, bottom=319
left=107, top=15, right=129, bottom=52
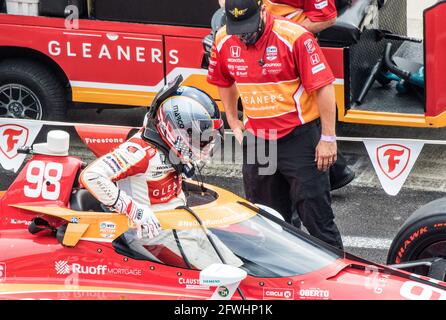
left=407, top=238, right=446, bottom=280
left=0, top=84, right=43, bottom=120
left=417, top=241, right=446, bottom=260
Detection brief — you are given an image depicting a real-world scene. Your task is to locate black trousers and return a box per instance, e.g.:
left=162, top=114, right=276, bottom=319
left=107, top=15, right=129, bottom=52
left=242, top=120, right=344, bottom=250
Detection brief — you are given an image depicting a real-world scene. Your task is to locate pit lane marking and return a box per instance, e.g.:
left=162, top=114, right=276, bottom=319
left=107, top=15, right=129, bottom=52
left=343, top=236, right=392, bottom=250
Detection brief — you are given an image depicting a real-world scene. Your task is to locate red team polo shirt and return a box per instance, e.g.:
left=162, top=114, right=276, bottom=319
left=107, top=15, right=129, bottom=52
left=207, top=13, right=335, bottom=139
left=265, top=0, right=337, bottom=23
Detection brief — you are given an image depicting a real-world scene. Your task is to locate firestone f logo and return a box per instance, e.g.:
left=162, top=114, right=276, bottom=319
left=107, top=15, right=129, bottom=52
left=383, top=149, right=405, bottom=173
left=0, top=124, right=29, bottom=160
left=4, top=128, right=23, bottom=152
left=377, top=144, right=411, bottom=180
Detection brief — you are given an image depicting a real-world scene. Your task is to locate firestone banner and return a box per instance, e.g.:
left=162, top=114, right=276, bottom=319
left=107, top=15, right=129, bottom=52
left=0, top=118, right=134, bottom=173
left=363, top=139, right=425, bottom=196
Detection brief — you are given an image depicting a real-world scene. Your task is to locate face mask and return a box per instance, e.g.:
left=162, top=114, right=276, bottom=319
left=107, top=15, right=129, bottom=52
left=238, top=18, right=265, bottom=46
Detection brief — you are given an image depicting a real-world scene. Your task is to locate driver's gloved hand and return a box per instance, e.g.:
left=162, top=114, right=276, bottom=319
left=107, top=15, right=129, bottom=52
left=111, top=192, right=162, bottom=239
left=130, top=203, right=162, bottom=239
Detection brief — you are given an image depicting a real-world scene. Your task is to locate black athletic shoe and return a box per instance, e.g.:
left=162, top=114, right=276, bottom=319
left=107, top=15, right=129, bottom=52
left=330, top=165, right=355, bottom=191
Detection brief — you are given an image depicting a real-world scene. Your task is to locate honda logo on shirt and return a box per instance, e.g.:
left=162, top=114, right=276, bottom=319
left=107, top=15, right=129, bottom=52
left=230, top=46, right=241, bottom=58
left=310, top=54, right=321, bottom=65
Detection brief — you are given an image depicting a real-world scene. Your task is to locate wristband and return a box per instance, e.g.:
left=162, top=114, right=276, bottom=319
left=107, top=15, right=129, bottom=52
left=320, top=135, right=337, bottom=142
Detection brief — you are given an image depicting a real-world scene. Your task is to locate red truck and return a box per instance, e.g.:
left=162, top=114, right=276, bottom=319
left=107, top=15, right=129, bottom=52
left=0, top=0, right=445, bottom=129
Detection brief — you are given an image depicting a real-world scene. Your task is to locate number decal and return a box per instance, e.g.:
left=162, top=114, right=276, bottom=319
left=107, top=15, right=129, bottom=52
left=24, top=161, right=63, bottom=200
left=400, top=281, right=446, bottom=300
left=0, top=263, right=5, bottom=282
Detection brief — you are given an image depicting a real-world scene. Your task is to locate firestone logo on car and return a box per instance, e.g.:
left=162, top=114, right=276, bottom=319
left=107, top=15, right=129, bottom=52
left=55, top=261, right=108, bottom=275
left=0, top=124, right=29, bottom=160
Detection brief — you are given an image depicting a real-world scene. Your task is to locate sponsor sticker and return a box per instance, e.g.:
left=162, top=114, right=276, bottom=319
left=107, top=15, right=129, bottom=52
left=99, top=221, right=117, bottom=238
left=299, top=288, right=330, bottom=300
left=70, top=217, right=79, bottom=223
left=0, top=120, right=43, bottom=172
left=230, top=46, right=241, bottom=58
left=304, top=39, right=316, bottom=54
left=10, top=219, right=32, bottom=226
left=55, top=261, right=142, bottom=276
left=311, top=63, right=326, bottom=74
left=310, top=53, right=321, bottom=65
left=218, top=286, right=230, bottom=298
left=315, top=0, right=328, bottom=9
left=179, top=277, right=210, bottom=290
left=0, top=263, right=6, bottom=282
left=266, top=46, right=278, bottom=61
left=263, top=288, right=294, bottom=300
left=363, top=140, right=424, bottom=196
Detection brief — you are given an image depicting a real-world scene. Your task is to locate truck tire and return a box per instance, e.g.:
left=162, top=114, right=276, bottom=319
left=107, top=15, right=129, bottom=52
left=387, top=198, right=446, bottom=278
left=0, top=59, right=67, bottom=120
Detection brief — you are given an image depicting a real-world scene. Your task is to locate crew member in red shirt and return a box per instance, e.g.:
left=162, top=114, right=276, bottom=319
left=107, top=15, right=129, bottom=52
left=208, top=0, right=343, bottom=249
left=215, top=0, right=355, bottom=191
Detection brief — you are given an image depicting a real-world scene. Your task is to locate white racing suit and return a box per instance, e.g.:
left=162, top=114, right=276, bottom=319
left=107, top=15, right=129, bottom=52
left=80, top=130, right=242, bottom=269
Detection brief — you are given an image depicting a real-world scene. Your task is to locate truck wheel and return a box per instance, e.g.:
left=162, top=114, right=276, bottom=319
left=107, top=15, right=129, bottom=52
left=387, top=198, right=446, bottom=279
left=0, top=59, right=67, bottom=120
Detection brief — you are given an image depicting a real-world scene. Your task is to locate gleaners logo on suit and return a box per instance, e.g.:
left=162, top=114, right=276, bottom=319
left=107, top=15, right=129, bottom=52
left=241, top=93, right=285, bottom=105
left=230, top=8, right=248, bottom=18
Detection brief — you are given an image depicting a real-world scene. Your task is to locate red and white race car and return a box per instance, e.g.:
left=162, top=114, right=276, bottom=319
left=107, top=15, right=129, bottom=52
left=0, top=82, right=445, bottom=301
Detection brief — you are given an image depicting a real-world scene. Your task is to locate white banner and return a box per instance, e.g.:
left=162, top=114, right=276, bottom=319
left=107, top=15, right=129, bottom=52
left=0, top=119, right=43, bottom=172
left=363, top=139, right=425, bottom=196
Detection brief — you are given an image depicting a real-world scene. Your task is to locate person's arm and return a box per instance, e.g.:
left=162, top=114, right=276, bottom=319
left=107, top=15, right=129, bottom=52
left=218, top=84, right=244, bottom=144
left=301, top=0, right=337, bottom=33
left=299, top=17, right=336, bottom=33
left=294, top=30, right=337, bottom=171
left=80, top=140, right=161, bottom=237
left=315, top=84, right=337, bottom=172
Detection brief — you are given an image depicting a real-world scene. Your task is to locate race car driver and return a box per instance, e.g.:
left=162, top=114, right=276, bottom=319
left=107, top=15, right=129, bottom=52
left=207, top=0, right=344, bottom=249
left=80, top=86, right=242, bottom=269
